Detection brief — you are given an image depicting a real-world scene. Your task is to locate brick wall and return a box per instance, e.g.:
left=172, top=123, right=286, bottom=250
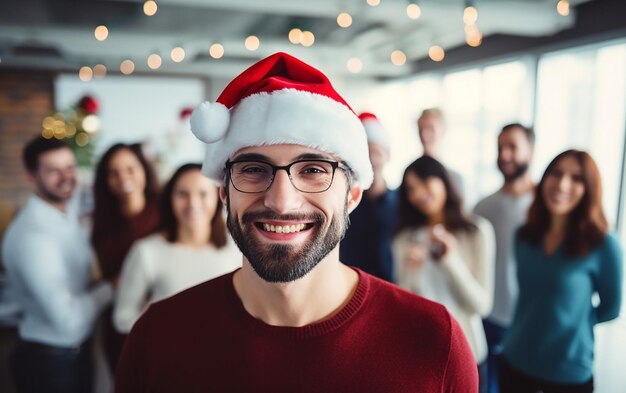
left=0, top=70, right=55, bottom=209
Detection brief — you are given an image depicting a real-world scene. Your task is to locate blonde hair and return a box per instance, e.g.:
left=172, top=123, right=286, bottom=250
left=418, top=108, right=445, bottom=124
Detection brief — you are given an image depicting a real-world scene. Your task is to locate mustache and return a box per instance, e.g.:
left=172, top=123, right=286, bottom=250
left=241, top=210, right=324, bottom=225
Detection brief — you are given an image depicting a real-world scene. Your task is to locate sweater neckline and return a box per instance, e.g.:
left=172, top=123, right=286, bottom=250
left=225, top=268, right=370, bottom=339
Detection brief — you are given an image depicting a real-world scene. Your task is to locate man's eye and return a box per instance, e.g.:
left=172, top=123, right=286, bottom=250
left=303, top=167, right=324, bottom=173
left=240, top=165, right=269, bottom=174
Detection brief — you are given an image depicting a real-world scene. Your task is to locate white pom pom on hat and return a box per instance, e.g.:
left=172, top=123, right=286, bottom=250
left=189, top=52, right=373, bottom=189
left=189, top=101, right=230, bottom=143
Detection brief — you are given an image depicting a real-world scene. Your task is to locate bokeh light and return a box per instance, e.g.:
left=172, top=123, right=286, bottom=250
left=93, top=64, right=107, bottom=78
left=288, top=28, right=303, bottom=45
left=79, top=66, right=93, bottom=81
left=120, top=59, right=135, bottom=75
left=391, top=50, right=407, bottom=66
left=301, top=31, right=315, bottom=47
left=337, top=12, right=353, bottom=28
left=147, top=54, right=162, bottom=69
left=209, top=43, right=225, bottom=59
left=406, top=4, right=421, bottom=20
left=245, top=36, right=260, bottom=51
left=144, top=1, right=158, bottom=16
left=428, top=45, right=445, bottom=62
left=94, top=25, right=108, bottom=41
left=171, top=47, right=185, bottom=62
left=347, top=57, right=363, bottom=73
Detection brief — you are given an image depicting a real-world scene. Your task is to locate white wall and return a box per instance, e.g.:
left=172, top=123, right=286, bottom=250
left=55, top=74, right=207, bottom=179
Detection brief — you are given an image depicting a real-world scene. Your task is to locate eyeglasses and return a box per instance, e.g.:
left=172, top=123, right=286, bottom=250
left=225, top=159, right=346, bottom=194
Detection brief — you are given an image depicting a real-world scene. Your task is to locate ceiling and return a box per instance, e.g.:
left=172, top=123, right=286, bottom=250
left=0, top=0, right=590, bottom=80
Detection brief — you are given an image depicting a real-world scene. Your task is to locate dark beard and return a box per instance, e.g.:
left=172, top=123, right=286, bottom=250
left=498, top=161, right=529, bottom=182
left=226, top=204, right=350, bottom=283
left=35, top=177, right=70, bottom=204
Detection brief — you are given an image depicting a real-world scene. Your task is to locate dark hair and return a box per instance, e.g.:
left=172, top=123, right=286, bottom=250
left=519, top=149, right=607, bottom=257
left=22, top=136, right=71, bottom=172
left=160, top=164, right=227, bottom=248
left=92, top=143, right=160, bottom=235
left=396, top=156, right=476, bottom=234
left=500, top=123, right=535, bottom=147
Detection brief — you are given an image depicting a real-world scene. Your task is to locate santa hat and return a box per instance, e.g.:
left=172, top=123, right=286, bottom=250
left=189, top=52, right=373, bottom=189
left=358, top=112, right=390, bottom=151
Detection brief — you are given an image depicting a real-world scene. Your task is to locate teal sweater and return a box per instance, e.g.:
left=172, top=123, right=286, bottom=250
left=502, top=233, right=623, bottom=384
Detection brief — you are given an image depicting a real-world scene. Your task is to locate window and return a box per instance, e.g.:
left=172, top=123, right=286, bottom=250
left=535, top=42, right=626, bottom=227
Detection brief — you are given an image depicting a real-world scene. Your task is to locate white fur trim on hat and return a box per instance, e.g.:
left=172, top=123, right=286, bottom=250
left=200, top=88, right=373, bottom=189
left=190, top=101, right=230, bottom=143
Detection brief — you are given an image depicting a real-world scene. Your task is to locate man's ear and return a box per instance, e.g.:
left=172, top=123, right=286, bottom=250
left=346, top=182, right=363, bottom=214
left=219, top=184, right=228, bottom=205
left=25, top=170, right=36, bottom=184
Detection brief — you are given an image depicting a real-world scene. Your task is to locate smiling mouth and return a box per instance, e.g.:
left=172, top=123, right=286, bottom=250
left=256, top=223, right=314, bottom=233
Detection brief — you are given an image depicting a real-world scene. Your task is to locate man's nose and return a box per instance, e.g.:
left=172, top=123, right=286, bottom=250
left=263, top=169, right=303, bottom=214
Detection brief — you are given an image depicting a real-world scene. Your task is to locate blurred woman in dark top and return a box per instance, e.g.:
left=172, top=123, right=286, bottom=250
left=91, top=143, right=160, bottom=374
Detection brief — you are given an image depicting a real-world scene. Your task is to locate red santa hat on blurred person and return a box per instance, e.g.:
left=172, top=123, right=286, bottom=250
left=189, top=52, right=373, bottom=189
left=358, top=112, right=390, bottom=151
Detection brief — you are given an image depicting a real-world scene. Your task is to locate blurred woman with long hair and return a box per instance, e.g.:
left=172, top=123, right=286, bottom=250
left=499, top=150, right=623, bottom=393
left=91, top=143, right=160, bottom=373
left=393, top=156, right=495, bottom=393
left=113, top=164, right=240, bottom=333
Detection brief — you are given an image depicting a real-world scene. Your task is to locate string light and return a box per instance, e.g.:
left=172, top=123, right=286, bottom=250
left=245, top=35, right=260, bottom=51
left=346, top=58, right=363, bottom=73
left=82, top=115, right=100, bottom=133
left=556, top=0, right=570, bottom=16
left=337, top=12, right=353, bottom=28
left=42, top=117, right=55, bottom=130
left=366, top=0, right=380, bottom=6
left=463, top=6, right=478, bottom=24
left=144, top=1, right=158, bottom=16
left=171, top=47, right=185, bottom=62
left=428, top=45, right=445, bottom=62
left=209, top=43, right=225, bottom=59
left=391, top=50, right=407, bottom=66
left=93, top=64, right=107, bottom=78
left=288, top=28, right=303, bottom=44
left=65, top=124, right=77, bottom=137
left=94, top=25, right=108, bottom=41
left=406, top=3, right=421, bottom=20
left=120, top=59, right=135, bottom=75
left=466, top=32, right=483, bottom=47
left=147, top=54, right=162, bottom=69
left=76, top=133, right=90, bottom=147
left=463, top=1, right=481, bottom=48
left=301, top=31, right=315, bottom=47
left=79, top=66, right=93, bottom=81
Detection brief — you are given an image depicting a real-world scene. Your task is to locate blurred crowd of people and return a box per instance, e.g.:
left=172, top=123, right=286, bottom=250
left=1, top=101, right=623, bottom=392
left=2, top=138, right=241, bottom=392
left=340, top=110, right=622, bottom=393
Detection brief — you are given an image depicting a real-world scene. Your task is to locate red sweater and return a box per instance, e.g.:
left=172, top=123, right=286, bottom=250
left=116, top=269, right=477, bottom=393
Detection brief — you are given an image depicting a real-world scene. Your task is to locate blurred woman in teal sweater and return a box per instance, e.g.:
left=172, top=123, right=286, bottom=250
left=500, top=150, right=623, bottom=393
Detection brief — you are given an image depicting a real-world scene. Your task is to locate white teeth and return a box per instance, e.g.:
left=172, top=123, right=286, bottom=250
left=550, top=192, right=570, bottom=202
left=262, top=223, right=306, bottom=233
left=121, top=181, right=135, bottom=193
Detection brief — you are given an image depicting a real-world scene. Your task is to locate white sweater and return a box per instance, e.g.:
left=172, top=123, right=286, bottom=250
left=113, top=233, right=241, bottom=333
left=2, top=195, right=112, bottom=347
left=392, top=215, right=495, bottom=363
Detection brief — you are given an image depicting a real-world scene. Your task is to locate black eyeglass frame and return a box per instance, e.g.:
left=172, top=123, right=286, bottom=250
left=224, top=159, right=348, bottom=194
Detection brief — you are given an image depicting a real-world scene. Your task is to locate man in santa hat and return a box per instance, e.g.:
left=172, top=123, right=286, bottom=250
left=116, top=52, right=478, bottom=393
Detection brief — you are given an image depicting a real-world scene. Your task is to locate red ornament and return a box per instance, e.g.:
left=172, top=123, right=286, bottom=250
left=179, top=107, right=193, bottom=120
left=79, top=95, right=99, bottom=114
